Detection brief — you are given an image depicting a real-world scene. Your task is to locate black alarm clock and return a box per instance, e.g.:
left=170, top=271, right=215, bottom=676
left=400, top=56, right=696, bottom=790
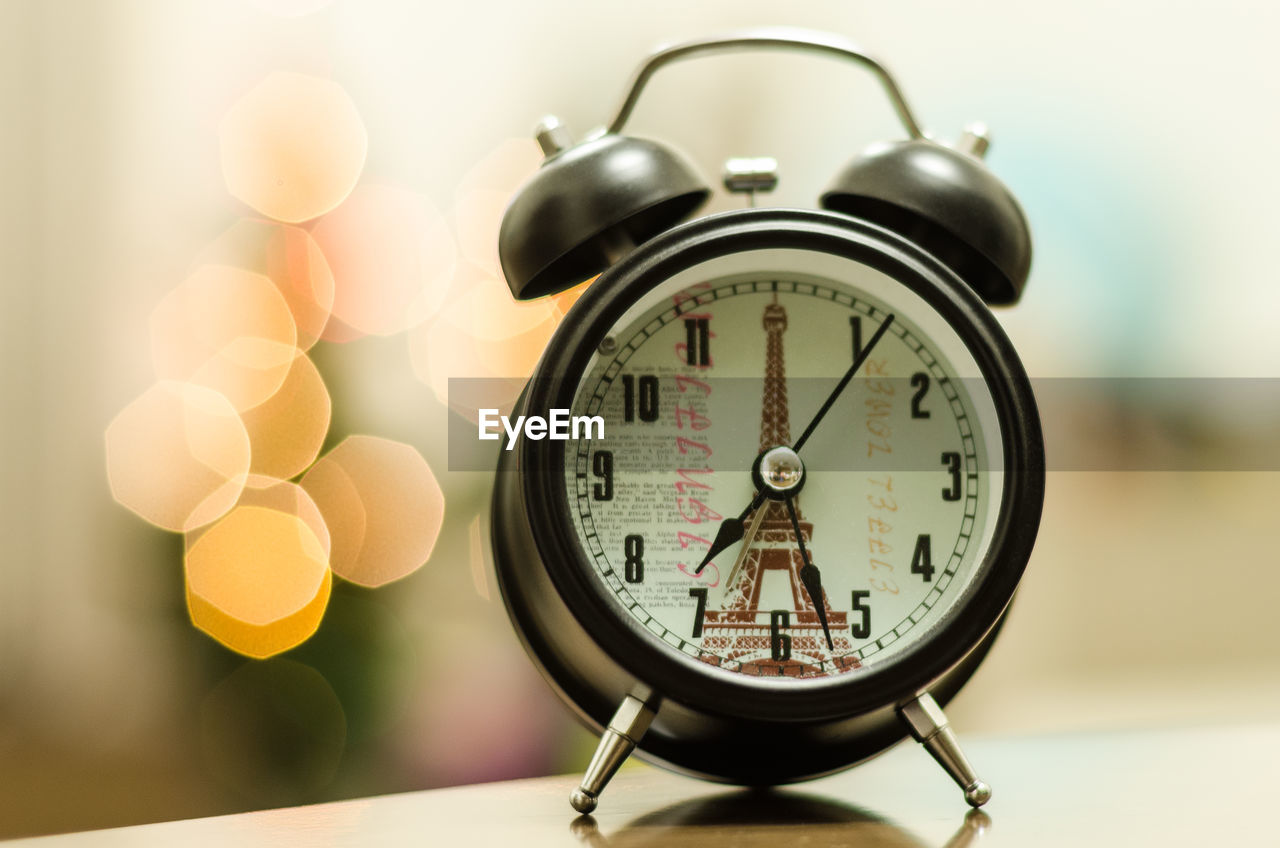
left=490, top=28, right=1044, bottom=814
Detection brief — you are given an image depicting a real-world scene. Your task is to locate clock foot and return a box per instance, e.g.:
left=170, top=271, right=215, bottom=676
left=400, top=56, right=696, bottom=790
left=898, top=692, right=991, bottom=808
left=570, top=695, right=657, bottom=814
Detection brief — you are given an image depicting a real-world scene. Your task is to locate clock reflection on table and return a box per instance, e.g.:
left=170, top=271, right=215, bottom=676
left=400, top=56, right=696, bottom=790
left=568, top=791, right=990, bottom=848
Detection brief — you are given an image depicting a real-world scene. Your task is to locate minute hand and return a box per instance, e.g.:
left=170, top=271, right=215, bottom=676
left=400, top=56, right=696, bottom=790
left=791, top=313, right=896, bottom=453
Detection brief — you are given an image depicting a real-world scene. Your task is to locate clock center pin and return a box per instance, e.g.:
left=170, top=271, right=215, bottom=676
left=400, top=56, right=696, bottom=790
left=755, top=445, right=806, bottom=499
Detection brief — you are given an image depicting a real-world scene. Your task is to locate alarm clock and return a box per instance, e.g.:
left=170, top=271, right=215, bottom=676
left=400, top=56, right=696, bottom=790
left=490, top=28, right=1044, bottom=814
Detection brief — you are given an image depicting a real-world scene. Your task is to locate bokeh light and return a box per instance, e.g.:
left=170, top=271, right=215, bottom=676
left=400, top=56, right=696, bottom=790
left=408, top=266, right=559, bottom=421
left=186, top=505, right=331, bottom=658
left=220, top=71, right=367, bottom=224
left=550, top=279, right=590, bottom=317
left=239, top=352, right=331, bottom=481
left=301, top=436, right=444, bottom=587
left=407, top=133, right=595, bottom=420
left=185, top=476, right=331, bottom=562
left=188, top=505, right=328, bottom=625
left=188, top=575, right=331, bottom=661
left=310, top=184, right=456, bottom=340
left=460, top=266, right=559, bottom=342
left=150, top=264, right=298, bottom=412
left=197, top=218, right=336, bottom=351
left=105, top=381, right=250, bottom=532
left=454, top=189, right=513, bottom=278
left=295, top=454, right=366, bottom=583
left=453, top=137, right=542, bottom=277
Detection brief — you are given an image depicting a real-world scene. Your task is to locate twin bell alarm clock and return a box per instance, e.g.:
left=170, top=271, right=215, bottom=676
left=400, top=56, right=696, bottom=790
left=488, top=28, right=1044, bottom=814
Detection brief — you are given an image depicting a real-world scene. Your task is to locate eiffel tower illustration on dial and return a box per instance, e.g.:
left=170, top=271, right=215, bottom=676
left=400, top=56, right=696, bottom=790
left=698, top=294, right=856, bottom=677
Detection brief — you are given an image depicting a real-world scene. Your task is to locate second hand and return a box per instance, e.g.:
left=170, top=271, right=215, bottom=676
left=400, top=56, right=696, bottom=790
left=721, top=500, right=768, bottom=591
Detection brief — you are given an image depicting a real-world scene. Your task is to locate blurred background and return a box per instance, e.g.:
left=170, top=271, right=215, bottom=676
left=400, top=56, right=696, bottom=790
left=2, top=0, right=1279, bottom=839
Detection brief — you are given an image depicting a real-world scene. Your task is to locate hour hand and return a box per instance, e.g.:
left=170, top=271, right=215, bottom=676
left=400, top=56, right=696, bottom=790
left=693, top=517, right=744, bottom=574
left=693, top=492, right=765, bottom=575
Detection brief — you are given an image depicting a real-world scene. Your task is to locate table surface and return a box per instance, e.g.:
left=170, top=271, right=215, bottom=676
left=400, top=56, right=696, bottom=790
left=11, top=721, right=1276, bottom=846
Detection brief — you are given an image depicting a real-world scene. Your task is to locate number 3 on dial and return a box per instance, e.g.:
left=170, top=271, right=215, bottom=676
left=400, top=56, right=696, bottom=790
left=942, top=451, right=962, bottom=501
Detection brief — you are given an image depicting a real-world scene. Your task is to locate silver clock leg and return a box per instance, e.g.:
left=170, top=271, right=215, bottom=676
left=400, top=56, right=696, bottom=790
left=898, top=693, right=992, bottom=808
left=570, top=695, right=656, bottom=815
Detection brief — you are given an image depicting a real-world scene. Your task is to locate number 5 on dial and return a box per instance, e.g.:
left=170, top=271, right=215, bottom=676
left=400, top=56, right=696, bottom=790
left=850, top=590, right=871, bottom=639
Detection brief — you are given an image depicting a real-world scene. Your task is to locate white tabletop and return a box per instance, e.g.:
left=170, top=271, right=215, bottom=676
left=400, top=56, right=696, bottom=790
left=12, top=721, right=1276, bottom=847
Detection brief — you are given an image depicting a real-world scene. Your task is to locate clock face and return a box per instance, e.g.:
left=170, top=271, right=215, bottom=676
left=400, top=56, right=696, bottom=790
left=560, top=247, right=1006, bottom=681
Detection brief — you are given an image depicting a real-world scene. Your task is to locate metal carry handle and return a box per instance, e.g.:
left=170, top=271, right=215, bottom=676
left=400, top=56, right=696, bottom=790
left=605, top=27, right=926, bottom=138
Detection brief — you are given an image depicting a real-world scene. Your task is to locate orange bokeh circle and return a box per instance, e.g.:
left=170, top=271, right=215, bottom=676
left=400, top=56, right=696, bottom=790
left=185, top=476, right=331, bottom=562
left=408, top=265, right=558, bottom=422
left=220, top=71, right=367, bottom=224
left=188, top=570, right=331, bottom=660
left=240, top=352, right=331, bottom=481
left=301, top=436, right=444, bottom=588
left=453, top=137, right=542, bottom=275
left=310, top=184, right=456, bottom=340
left=106, top=381, right=250, bottom=532
left=151, top=264, right=299, bottom=412
left=187, top=505, right=329, bottom=625
left=197, top=219, right=336, bottom=351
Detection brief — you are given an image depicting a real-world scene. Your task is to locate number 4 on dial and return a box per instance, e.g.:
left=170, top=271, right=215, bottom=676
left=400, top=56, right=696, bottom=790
left=911, top=534, right=934, bottom=582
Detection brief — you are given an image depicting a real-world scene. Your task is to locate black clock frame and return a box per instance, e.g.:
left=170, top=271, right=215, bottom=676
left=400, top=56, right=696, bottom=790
left=493, top=207, right=1043, bottom=778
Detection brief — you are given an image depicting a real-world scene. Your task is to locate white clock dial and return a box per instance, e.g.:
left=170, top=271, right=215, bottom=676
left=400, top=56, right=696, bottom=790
left=563, top=253, right=1004, bottom=680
